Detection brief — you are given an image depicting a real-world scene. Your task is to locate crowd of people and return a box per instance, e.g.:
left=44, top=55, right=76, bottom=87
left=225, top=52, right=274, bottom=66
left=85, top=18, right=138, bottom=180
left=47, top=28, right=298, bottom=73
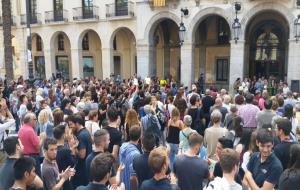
left=0, top=74, right=299, bottom=190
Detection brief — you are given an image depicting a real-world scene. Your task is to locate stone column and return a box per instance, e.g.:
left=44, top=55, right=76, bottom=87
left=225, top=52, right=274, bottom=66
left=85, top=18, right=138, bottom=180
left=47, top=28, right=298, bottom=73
left=136, top=43, right=154, bottom=79
left=229, top=40, right=245, bottom=93
left=287, top=39, right=300, bottom=86
left=180, top=42, right=195, bottom=88
left=101, top=47, right=113, bottom=79
left=70, top=49, right=83, bottom=79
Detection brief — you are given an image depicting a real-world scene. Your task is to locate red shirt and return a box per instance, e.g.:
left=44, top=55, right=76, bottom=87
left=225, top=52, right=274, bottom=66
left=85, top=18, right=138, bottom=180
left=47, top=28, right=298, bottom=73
left=18, top=124, right=39, bottom=154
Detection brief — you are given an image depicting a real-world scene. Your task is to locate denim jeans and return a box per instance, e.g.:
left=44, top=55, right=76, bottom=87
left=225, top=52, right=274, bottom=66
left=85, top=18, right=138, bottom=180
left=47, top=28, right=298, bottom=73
left=168, top=143, right=179, bottom=171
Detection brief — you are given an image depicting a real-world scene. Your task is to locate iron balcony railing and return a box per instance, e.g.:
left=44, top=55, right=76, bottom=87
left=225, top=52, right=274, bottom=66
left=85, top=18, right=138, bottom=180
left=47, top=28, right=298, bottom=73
left=73, top=6, right=99, bottom=20
left=20, top=13, right=42, bottom=25
left=0, top=16, right=16, bottom=26
left=45, top=10, right=68, bottom=23
left=106, top=1, right=134, bottom=18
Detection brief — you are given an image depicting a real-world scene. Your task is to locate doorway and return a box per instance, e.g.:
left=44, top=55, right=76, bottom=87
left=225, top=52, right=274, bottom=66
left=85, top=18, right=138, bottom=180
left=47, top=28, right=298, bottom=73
left=246, top=11, right=289, bottom=80
left=114, top=56, right=121, bottom=76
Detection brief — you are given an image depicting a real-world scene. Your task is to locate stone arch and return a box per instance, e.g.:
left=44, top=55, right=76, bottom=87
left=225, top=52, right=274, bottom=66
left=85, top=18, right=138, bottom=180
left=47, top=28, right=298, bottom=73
left=188, top=7, right=231, bottom=43
left=110, top=27, right=137, bottom=78
left=49, top=31, right=72, bottom=79
left=50, top=31, right=72, bottom=50
left=144, top=11, right=181, bottom=45
left=77, top=29, right=102, bottom=49
left=110, top=27, right=136, bottom=47
left=77, top=29, right=103, bottom=79
left=241, top=2, right=294, bottom=40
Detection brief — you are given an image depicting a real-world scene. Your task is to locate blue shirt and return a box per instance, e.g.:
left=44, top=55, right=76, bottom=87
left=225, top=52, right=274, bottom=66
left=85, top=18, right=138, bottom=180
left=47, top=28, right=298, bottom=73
left=119, top=142, right=141, bottom=190
left=140, top=178, right=180, bottom=190
left=247, top=152, right=283, bottom=188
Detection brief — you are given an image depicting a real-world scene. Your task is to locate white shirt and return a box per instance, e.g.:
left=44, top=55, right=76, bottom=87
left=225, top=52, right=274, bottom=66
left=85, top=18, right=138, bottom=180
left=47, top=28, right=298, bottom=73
left=0, top=119, right=16, bottom=149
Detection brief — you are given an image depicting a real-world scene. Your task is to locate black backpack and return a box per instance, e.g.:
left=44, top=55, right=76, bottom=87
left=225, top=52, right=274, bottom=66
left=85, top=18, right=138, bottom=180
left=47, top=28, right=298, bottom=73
left=145, top=115, right=161, bottom=141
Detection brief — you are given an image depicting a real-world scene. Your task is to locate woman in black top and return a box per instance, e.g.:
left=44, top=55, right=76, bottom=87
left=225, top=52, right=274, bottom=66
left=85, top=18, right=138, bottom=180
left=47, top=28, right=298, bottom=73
left=166, top=108, right=183, bottom=170
left=98, top=96, right=108, bottom=126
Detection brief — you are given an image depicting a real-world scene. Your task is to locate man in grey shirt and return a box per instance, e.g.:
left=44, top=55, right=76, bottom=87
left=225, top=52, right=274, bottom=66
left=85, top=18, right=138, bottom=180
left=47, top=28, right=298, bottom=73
left=256, top=99, right=276, bottom=128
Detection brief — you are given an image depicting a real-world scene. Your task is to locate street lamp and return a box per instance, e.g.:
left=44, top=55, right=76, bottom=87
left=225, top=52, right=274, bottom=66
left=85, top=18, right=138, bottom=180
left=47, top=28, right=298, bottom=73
left=294, top=15, right=300, bottom=43
left=232, top=2, right=241, bottom=43
left=26, top=0, right=34, bottom=83
left=179, top=8, right=188, bottom=46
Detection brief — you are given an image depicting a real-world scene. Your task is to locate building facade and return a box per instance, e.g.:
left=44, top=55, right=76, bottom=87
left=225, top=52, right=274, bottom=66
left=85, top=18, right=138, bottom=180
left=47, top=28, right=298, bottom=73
left=1, top=0, right=300, bottom=90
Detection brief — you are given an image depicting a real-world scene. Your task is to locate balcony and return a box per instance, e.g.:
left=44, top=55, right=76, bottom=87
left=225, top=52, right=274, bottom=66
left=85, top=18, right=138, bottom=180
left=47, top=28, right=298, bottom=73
left=20, top=13, right=42, bottom=25
left=106, top=1, right=134, bottom=19
left=73, top=6, right=99, bottom=21
left=0, top=16, right=16, bottom=26
left=45, top=10, right=68, bottom=23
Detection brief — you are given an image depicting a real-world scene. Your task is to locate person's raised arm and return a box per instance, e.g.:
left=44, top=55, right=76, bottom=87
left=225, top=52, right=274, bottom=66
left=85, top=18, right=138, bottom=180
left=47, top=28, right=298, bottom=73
left=244, top=171, right=274, bottom=190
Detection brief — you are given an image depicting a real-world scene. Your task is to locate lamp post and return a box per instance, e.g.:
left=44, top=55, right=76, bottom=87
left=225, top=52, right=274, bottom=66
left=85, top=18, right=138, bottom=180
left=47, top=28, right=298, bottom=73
left=26, top=0, right=34, bottom=82
left=295, top=15, right=300, bottom=43
left=179, top=8, right=188, bottom=46
left=232, top=2, right=241, bottom=43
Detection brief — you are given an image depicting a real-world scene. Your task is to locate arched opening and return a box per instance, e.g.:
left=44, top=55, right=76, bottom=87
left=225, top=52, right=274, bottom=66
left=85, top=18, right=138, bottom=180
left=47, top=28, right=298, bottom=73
left=245, top=11, right=289, bottom=81
left=50, top=32, right=71, bottom=80
left=194, top=15, right=231, bottom=90
left=111, top=27, right=136, bottom=79
left=150, top=19, right=181, bottom=82
left=32, top=33, right=45, bottom=79
left=79, top=30, right=102, bottom=79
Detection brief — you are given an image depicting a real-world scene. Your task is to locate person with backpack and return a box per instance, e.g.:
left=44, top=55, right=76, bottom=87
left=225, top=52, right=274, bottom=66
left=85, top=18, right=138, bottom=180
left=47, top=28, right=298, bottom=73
left=141, top=105, right=161, bottom=145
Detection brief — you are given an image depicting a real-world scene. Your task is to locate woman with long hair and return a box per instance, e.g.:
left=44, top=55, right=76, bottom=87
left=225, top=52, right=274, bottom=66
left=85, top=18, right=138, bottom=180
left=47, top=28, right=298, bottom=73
left=241, top=131, right=258, bottom=171
left=279, top=144, right=300, bottom=190
left=53, top=108, right=65, bottom=127
left=17, top=94, right=28, bottom=124
left=124, top=109, right=140, bottom=141
left=38, top=109, right=54, bottom=138
left=167, top=107, right=183, bottom=170
left=175, top=98, right=188, bottom=121
left=284, top=104, right=299, bottom=141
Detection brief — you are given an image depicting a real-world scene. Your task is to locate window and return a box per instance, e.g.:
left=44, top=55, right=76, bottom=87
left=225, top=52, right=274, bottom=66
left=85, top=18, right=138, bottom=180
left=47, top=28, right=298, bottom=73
left=54, top=0, right=63, bottom=20
left=255, top=32, right=279, bottom=61
left=54, top=0, right=63, bottom=11
left=29, top=0, right=37, bottom=23
left=217, top=17, right=230, bottom=45
left=58, top=34, right=65, bottom=51
left=82, top=0, right=93, bottom=18
left=82, top=33, right=89, bottom=50
left=216, top=58, right=229, bottom=81
left=83, top=0, right=93, bottom=7
left=116, top=0, right=128, bottom=16
left=83, top=56, right=94, bottom=77
left=36, top=35, right=42, bottom=51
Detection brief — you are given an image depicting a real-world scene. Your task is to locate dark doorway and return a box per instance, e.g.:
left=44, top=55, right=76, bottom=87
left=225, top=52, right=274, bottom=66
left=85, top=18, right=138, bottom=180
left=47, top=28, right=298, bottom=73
left=34, top=56, right=45, bottom=79
left=114, top=56, right=121, bottom=76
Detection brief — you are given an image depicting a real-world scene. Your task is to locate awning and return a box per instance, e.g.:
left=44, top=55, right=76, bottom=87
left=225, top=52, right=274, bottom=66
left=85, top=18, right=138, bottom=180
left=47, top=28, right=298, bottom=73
left=153, top=0, right=166, bottom=7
